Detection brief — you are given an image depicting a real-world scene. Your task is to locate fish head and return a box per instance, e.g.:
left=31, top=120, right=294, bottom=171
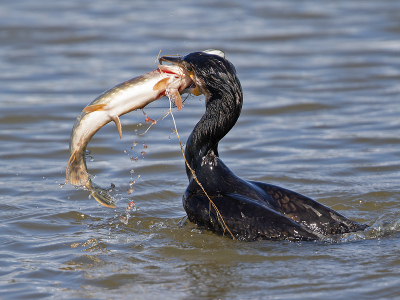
left=158, top=63, right=194, bottom=93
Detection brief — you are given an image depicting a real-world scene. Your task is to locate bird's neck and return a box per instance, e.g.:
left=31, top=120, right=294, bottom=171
left=184, top=86, right=243, bottom=180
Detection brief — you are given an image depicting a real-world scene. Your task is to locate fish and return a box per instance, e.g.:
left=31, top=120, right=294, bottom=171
left=66, top=64, right=193, bottom=208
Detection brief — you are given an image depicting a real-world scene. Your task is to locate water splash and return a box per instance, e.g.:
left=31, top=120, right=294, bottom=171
left=119, top=215, right=128, bottom=225
left=127, top=201, right=136, bottom=212
left=118, top=201, right=137, bottom=225
left=322, top=217, right=400, bottom=243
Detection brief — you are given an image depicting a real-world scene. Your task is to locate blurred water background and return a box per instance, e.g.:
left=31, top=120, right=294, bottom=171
left=1, top=0, right=400, bottom=299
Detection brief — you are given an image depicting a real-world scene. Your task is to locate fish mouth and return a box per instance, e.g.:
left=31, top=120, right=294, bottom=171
left=157, top=57, right=197, bottom=94
left=159, top=56, right=191, bottom=80
left=159, top=55, right=201, bottom=96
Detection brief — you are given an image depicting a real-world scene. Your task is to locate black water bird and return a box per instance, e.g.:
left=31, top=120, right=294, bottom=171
left=160, top=51, right=367, bottom=241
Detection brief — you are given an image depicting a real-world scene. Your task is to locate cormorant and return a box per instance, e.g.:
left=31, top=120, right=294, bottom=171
left=160, top=51, right=368, bottom=241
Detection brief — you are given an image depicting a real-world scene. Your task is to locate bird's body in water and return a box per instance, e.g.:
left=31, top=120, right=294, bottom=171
left=160, top=52, right=368, bottom=241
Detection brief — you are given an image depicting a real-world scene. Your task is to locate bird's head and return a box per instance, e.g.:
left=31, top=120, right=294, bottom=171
left=159, top=50, right=240, bottom=104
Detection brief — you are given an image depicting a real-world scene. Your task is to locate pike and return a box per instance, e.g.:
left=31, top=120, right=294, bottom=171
left=66, top=64, right=193, bottom=208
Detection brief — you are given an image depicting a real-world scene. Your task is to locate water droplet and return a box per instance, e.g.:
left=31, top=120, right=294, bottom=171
left=143, top=145, right=148, bottom=148
left=124, top=149, right=127, bottom=153
left=130, top=169, right=135, bottom=174
left=130, top=157, right=138, bottom=162
left=129, top=180, right=134, bottom=186
left=110, top=183, right=115, bottom=189
left=138, top=174, right=141, bottom=178
left=127, top=201, right=135, bottom=211
left=127, top=187, right=135, bottom=195
left=138, top=122, right=142, bottom=126
left=119, top=216, right=128, bottom=224
left=89, top=157, right=94, bottom=162
left=141, top=151, right=146, bottom=155
left=85, top=150, right=91, bottom=155
left=133, top=141, right=138, bottom=146
left=131, top=147, right=134, bottom=150
left=168, top=136, right=171, bottom=140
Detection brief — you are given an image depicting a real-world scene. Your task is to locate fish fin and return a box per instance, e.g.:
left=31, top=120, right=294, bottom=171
left=111, top=115, right=122, bottom=138
left=90, top=183, right=116, bottom=208
left=66, top=150, right=91, bottom=187
left=83, top=103, right=107, bottom=113
left=192, top=86, right=202, bottom=96
left=153, top=77, right=169, bottom=91
left=172, top=89, right=183, bottom=111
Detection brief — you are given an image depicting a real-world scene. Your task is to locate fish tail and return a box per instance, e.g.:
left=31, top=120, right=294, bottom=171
left=90, top=183, right=116, bottom=208
left=65, top=150, right=91, bottom=188
left=66, top=151, right=116, bottom=208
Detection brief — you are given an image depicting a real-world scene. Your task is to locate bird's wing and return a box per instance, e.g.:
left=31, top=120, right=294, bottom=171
left=248, top=181, right=368, bottom=235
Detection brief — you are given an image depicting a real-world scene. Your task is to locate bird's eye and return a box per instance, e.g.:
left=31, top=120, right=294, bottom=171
left=185, top=64, right=192, bottom=72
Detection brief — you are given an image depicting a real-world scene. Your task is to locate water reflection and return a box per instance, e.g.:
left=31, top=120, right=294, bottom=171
left=1, top=0, right=400, bottom=298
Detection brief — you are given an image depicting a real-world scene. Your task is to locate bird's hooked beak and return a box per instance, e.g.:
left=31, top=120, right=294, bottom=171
left=159, top=49, right=225, bottom=78
left=158, top=55, right=183, bottom=66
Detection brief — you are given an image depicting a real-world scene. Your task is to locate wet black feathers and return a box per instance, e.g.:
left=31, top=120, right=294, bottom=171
left=181, top=52, right=367, bottom=241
